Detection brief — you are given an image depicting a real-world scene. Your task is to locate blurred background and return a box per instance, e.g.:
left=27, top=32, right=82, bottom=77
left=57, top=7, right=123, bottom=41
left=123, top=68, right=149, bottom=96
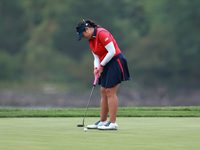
left=0, top=0, right=200, bottom=108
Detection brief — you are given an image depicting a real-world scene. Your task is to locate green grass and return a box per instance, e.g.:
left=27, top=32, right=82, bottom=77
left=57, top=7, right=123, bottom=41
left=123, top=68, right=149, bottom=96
left=0, top=106, right=200, bottom=117
left=0, top=117, right=199, bottom=150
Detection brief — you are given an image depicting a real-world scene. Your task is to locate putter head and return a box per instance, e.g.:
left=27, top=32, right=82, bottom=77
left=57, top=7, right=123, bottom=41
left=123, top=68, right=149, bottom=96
left=77, top=124, right=85, bottom=127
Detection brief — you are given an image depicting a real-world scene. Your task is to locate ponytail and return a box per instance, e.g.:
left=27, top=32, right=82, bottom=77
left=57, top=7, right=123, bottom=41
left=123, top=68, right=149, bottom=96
left=76, top=19, right=101, bottom=31
left=86, top=19, right=101, bottom=28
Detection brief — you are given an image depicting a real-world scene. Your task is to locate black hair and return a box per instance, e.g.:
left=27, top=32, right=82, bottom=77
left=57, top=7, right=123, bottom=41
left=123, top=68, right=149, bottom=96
left=76, top=19, right=101, bottom=30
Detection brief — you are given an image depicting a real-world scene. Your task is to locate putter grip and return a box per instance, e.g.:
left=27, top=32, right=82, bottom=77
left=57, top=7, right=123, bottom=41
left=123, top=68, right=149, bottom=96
left=93, top=65, right=103, bottom=85
left=93, top=74, right=99, bottom=85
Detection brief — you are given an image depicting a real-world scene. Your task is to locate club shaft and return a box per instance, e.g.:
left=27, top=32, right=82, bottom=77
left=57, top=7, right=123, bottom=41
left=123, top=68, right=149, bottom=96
left=82, top=85, right=95, bottom=125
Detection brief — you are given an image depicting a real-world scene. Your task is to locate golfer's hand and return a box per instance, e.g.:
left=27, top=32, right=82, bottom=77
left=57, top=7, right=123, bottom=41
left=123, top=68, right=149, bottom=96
left=94, top=68, right=98, bottom=78
left=98, top=67, right=103, bottom=78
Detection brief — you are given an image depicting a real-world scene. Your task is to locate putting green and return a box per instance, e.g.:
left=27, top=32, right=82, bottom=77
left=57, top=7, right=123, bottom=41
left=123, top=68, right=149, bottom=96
left=0, top=117, right=199, bottom=150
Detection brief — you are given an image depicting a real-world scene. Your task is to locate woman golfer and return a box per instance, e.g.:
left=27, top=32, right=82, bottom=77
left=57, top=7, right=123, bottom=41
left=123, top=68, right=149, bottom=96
left=76, top=19, right=130, bottom=130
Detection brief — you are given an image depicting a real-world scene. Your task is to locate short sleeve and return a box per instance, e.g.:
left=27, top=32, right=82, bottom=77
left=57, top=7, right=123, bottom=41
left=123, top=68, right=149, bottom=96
left=98, top=31, right=112, bottom=46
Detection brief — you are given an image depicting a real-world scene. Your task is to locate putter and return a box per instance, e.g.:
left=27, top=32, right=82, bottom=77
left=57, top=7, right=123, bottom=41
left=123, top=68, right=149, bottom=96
left=77, top=67, right=100, bottom=127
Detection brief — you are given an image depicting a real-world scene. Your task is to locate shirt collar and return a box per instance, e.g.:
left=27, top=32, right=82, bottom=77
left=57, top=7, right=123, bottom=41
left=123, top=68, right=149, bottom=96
left=92, top=27, right=97, bottom=38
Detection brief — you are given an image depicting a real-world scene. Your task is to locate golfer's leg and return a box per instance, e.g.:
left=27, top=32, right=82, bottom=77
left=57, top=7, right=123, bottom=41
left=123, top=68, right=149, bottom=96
left=106, top=84, right=120, bottom=123
left=100, top=87, right=109, bottom=122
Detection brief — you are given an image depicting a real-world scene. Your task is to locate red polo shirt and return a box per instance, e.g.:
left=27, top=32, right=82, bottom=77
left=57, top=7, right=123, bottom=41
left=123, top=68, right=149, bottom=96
left=89, top=27, right=121, bottom=62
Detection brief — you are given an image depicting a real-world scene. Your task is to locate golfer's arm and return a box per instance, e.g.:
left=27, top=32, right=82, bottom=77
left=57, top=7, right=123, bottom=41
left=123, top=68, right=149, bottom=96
left=92, top=52, right=100, bottom=68
left=100, top=41, right=116, bottom=66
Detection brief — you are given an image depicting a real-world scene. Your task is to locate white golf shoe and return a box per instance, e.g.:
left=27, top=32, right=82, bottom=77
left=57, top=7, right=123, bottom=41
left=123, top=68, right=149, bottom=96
left=87, top=120, right=107, bottom=129
left=98, top=121, right=118, bottom=130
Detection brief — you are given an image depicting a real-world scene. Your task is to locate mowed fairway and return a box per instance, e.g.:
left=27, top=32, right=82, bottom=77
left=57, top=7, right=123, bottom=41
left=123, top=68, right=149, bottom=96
left=0, top=117, right=199, bottom=150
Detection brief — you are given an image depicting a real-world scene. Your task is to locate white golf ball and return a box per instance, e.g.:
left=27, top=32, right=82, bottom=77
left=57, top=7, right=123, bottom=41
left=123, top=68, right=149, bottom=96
left=84, top=128, right=87, bottom=132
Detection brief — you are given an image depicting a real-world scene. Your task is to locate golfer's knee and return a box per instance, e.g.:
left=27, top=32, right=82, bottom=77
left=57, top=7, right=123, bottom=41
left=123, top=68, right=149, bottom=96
left=106, top=88, right=115, bottom=98
left=101, top=87, right=106, bottom=96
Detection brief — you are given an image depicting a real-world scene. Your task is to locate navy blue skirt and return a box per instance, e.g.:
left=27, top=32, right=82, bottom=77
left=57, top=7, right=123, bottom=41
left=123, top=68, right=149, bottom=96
left=99, top=53, right=130, bottom=88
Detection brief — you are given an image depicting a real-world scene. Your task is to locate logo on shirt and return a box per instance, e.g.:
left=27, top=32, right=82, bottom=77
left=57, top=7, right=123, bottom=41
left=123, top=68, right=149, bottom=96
left=104, top=37, right=109, bottom=41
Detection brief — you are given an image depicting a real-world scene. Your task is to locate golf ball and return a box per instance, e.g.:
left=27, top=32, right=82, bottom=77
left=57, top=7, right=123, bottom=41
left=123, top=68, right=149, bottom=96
left=84, top=128, right=87, bottom=132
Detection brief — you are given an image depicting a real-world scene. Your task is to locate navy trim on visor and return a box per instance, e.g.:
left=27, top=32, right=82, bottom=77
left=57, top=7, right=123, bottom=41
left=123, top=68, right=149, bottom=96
left=77, top=23, right=88, bottom=41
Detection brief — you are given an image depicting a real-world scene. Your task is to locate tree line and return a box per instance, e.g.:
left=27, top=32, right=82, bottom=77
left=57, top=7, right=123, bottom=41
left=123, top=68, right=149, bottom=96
left=0, top=0, right=200, bottom=88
